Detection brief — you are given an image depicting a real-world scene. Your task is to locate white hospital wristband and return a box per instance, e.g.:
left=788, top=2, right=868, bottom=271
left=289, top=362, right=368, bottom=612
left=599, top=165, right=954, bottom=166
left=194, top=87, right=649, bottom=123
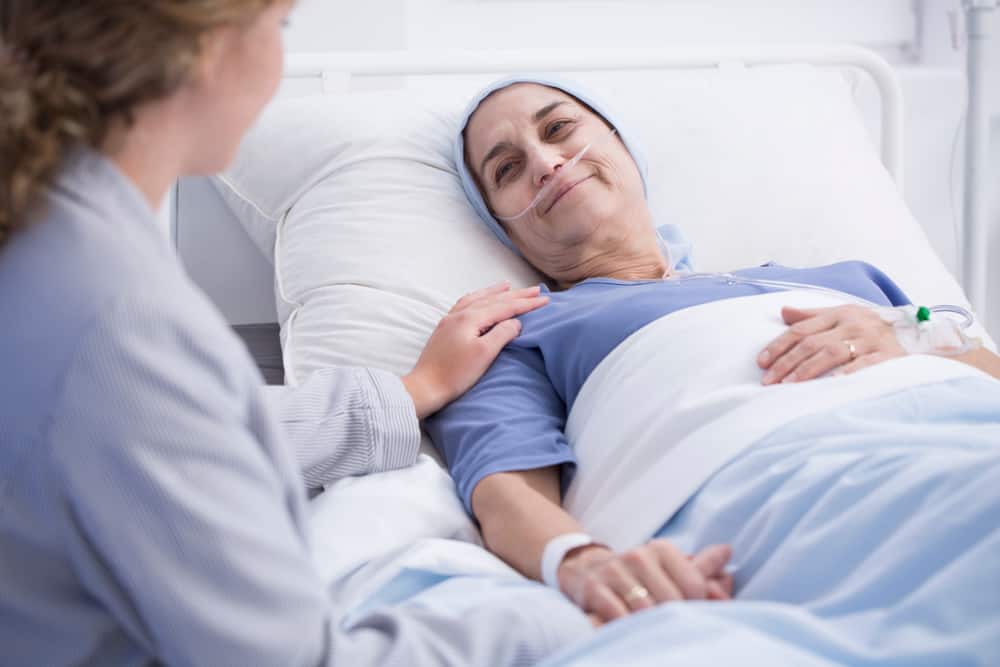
left=541, top=533, right=597, bottom=589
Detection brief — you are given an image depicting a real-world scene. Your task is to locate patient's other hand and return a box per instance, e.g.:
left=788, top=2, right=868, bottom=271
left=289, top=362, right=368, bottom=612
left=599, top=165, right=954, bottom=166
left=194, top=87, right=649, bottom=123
left=758, top=304, right=906, bottom=385
left=558, top=540, right=733, bottom=624
left=402, top=281, right=549, bottom=419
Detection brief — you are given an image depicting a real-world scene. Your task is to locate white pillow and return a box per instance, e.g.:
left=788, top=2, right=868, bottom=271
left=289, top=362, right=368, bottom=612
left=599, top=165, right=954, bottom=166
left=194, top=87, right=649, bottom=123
left=214, top=65, right=993, bottom=387
left=217, top=85, right=545, bottom=382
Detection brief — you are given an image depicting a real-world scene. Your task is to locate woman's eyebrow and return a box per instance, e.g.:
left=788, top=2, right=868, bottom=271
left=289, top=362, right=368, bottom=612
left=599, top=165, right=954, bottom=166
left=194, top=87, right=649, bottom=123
left=532, top=100, right=567, bottom=123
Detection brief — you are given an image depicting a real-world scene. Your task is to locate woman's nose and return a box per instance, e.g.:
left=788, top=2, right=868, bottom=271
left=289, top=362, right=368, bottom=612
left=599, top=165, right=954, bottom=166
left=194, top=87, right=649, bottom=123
left=525, top=142, right=566, bottom=188
left=538, top=163, right=563, bottom=188
left=530, top=144, right=566, bottom=188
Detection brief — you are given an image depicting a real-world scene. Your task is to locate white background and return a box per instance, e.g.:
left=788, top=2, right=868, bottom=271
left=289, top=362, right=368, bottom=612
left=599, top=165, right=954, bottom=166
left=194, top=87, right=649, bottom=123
left=271, top=0, right=998, bottom=336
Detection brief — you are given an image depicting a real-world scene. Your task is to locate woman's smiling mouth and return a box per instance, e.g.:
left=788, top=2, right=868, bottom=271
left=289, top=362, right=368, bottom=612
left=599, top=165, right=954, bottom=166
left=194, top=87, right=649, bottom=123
left=544, top=175, right=593, bottom=215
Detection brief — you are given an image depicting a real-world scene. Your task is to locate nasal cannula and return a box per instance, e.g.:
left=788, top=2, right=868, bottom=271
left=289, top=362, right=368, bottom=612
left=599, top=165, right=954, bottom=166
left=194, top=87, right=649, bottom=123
left=499, top=125, right=979, bottom=357
left=495, top=127, right=620, bottom=223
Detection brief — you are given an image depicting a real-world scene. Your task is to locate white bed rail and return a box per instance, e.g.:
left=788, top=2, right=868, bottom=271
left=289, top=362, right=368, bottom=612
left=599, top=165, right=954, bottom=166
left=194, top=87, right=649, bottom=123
left=284, top=45, right=905, bottom=190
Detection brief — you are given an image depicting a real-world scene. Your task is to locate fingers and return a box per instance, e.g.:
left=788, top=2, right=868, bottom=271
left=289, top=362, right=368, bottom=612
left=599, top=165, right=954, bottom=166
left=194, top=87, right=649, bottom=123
left=690, top=544, right=732, bottom=582
left=481, top=318, right=522, bottom=351
left=763, top=331, right=865, bottom=384
left=706, top=580, right=725, bottom=600
left=452, top=283, right=541, bottom=313
left=454, top=284, right=547, bottom=341
left=706, top=576, right=732, bottom=600
left=618, top=549, right=683, bottom=604
left=574, top=551, right=677, bottom=623
left=758, top=309, right=839, bottom=370
left=473, top=295, right=549, bottom=332
left=573, top=542, right=734, bottom=625
left=651, top=540, right=709, bottom=600
left=761, top=303, right=905, bottom=385
left=832, top=350, right=892, bottom=377
left=608, top=569, right=658, bottom=614
left=579, top=557, right=656, bottom=618
left=452, top=281, right=512, bottom=311
left=790, top=338, right=872, bottom=382
left=761, top=330, right=838, bottom=384
left=780, top=305, right=822, bottom=325
left=577, top=576, right=631, bottom=622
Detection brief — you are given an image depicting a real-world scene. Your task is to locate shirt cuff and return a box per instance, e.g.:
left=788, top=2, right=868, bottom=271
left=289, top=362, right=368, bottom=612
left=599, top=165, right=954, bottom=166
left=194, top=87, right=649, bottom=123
left=364, top=368, right=421, bottom=472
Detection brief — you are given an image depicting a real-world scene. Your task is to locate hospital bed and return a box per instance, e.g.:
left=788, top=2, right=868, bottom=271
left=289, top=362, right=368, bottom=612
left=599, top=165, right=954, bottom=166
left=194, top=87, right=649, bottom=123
left=172, top=45, right=997, bottom=662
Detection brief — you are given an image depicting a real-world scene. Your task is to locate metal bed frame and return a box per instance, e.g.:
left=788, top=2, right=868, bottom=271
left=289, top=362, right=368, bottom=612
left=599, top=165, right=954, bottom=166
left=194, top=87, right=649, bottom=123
left=283, top=44, right=907, bottom=190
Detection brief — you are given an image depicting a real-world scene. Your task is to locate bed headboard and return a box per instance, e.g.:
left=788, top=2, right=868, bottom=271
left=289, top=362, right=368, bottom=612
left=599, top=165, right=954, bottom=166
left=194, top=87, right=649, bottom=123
left=174, top=44, right=912, bottom=326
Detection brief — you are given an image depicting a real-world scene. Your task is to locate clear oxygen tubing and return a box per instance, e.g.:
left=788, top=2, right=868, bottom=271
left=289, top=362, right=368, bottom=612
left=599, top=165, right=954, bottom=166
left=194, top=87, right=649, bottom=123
left=493, top=126, right=678, bottom=269
left=495, top=127, right=620, bottom=223
left=667, top=270, right=979, bottom=355
left=488, top=123, right=978, bottom=353
left=670, top=270, right=972, bottom=328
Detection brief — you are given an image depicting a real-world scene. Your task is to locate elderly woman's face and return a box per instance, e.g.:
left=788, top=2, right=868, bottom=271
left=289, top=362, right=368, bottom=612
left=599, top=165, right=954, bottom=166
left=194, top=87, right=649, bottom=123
left=464, top=83, right=648, bottom=276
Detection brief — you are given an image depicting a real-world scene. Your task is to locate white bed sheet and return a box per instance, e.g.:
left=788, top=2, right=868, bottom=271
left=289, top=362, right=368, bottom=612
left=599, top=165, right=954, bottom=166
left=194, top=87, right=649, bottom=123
left=307, top=453, right=480, bottom=584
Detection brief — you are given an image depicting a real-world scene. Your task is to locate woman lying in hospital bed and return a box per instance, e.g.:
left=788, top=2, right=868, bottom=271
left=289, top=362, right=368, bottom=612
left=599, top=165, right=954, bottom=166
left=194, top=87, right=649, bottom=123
left=425, top=76, right=1000, bottom=662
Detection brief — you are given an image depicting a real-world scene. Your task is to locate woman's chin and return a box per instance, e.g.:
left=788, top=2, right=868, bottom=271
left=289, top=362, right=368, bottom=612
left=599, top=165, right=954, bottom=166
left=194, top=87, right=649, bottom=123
left=550, top=207, right=612, bottom=242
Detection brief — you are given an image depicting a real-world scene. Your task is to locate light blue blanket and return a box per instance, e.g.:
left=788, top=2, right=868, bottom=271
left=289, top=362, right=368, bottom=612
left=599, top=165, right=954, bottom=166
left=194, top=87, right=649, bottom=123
left=540, top=375, right=1000, bottom=666
left=345, top=375, right=1000, bottom=665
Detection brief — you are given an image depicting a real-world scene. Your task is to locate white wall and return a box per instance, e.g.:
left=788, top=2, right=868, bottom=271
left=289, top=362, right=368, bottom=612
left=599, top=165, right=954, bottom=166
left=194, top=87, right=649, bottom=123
left=404, top=0, right=916, bottom=60
left=285, top=0, right=406, bottom=51
left=285, top=0, right=918, bottom=58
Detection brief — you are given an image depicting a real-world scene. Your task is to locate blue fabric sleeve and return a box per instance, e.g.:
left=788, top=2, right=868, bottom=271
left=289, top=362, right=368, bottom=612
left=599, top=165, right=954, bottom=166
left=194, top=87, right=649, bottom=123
left=858, top=261, right=911, bottom=306
left=425, top=346, right=577, bottom=515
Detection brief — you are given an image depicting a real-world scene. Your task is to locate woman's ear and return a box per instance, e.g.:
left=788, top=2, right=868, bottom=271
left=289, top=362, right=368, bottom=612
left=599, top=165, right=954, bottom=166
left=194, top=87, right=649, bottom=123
left=189, top=26, right=233, bottom=90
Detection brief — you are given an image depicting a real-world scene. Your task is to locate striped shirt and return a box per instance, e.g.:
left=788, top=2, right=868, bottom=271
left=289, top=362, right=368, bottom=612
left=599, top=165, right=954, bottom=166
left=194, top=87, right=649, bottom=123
left=0, top=150, right=587, bottom=666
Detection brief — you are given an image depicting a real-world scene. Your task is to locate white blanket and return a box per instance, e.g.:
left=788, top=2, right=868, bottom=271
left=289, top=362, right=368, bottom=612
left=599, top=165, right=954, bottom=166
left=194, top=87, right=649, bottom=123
left=564, top=289, right=984, bottom=550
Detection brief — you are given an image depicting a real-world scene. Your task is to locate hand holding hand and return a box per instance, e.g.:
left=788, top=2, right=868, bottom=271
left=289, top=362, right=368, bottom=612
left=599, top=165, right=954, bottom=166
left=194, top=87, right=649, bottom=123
left=758, top=304, right=906, bottom=385
left=403, top=282, right=549, bottom=419
left=557, top=540, right=733, bottom=625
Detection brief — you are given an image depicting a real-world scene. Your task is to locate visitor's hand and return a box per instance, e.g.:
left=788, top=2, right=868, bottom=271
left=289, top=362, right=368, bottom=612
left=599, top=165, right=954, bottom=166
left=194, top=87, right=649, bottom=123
left=403, top=282, right=548, bottom=419
left=557, top=540, right=733, bottom=624
left=758, top=304, right=906, bottom=385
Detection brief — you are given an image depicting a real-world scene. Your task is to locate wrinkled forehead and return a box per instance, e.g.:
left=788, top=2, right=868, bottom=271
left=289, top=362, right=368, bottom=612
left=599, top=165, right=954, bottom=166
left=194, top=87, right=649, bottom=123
left=464, top=82, right=601, bottom=163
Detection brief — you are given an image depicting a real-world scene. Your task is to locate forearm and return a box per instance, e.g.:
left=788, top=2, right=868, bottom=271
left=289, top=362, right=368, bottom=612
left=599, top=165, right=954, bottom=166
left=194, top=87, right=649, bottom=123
left=951, top=347, right=1000, bottom=380
left=262, top=367, right=420, bottom=487
left=471, top=467, right=587, bottom=580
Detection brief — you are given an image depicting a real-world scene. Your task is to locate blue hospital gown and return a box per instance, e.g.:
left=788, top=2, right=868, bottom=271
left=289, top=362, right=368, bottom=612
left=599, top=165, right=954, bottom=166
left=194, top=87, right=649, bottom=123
left=426, top=261, right=910, bottom=512
left=428, top=261, right=1000, bottom=664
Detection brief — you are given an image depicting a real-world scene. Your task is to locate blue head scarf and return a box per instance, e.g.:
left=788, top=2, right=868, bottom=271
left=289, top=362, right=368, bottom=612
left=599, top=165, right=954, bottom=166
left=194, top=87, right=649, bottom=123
left=454, top=74, right=693, bottom=271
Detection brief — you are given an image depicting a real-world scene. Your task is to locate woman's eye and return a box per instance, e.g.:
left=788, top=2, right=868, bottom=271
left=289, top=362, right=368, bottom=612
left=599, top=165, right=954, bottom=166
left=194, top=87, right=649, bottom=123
left=546, top=120, right=571, bottom=138
left=495, top=161, right=516, bottom=185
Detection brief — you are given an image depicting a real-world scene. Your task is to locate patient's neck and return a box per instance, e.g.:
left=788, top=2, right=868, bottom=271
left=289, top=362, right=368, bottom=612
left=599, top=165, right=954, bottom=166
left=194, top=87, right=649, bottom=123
left=555, top=235, right=670, bottom=289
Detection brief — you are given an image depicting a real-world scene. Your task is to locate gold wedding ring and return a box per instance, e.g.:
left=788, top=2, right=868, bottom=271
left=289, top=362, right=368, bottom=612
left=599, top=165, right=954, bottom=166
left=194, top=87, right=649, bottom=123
left=844, top=340, right=857, bottom=362
left=623, top=584, right=650, bottom=604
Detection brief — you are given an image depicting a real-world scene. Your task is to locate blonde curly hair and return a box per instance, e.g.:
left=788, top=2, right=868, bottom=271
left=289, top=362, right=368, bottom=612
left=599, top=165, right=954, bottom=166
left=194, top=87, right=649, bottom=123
left=0, top=0, right=279, bottom=247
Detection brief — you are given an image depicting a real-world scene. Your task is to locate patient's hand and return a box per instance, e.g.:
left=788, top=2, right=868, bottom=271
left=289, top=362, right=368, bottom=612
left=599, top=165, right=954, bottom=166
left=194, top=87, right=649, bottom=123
left=402, top=281, right=549, bottom=419
left=758, top=304, right=906, bottom=385
left=557, top=540, right=733, bottom=624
